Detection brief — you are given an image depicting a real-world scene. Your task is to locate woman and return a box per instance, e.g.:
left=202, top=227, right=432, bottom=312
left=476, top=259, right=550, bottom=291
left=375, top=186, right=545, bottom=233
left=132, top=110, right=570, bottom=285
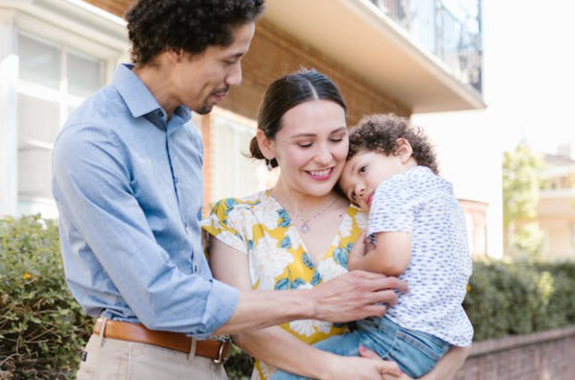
left=202, top=69, right=469, bottom=380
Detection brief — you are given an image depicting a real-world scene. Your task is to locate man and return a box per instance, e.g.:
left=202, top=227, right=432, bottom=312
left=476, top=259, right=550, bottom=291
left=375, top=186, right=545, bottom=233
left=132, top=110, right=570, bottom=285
left=52, top=1, right=405, bottom=379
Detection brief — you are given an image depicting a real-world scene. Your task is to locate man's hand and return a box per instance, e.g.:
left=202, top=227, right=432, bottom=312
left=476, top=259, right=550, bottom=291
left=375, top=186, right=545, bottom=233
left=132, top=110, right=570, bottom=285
left=310, top=270, right=407, bottom=323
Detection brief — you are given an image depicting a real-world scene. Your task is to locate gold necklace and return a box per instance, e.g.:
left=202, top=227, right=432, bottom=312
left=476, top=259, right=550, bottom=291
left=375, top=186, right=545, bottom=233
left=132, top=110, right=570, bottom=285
left=283, top=197, right=339, bottom=233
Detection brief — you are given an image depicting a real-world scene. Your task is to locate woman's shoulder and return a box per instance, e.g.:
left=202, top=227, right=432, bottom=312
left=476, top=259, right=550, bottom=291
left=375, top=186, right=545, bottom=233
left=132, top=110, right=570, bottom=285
left=208, top=191, right=273, bottom=219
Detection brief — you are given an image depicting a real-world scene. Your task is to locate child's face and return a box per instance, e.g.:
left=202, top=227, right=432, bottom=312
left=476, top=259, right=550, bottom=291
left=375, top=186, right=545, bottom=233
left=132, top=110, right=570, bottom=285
left=339, top=151, right=407, bottom=212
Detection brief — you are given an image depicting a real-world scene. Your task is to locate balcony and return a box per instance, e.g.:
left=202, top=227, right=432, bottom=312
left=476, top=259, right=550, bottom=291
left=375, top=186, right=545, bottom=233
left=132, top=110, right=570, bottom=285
left=371, top=0, right=483, bottom=92
left=264, top=0, right=485, bottom=113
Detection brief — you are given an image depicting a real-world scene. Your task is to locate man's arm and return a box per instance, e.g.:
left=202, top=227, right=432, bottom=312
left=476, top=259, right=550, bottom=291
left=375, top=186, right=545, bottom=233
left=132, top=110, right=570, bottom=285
left=216, top=267, right=407, bottom=335
left=53, top=125, right=238, bottom=337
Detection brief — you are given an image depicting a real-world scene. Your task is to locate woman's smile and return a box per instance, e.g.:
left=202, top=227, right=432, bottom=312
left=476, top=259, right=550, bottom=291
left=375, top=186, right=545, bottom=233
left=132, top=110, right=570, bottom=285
left=306, top=167, right=335, bottom=180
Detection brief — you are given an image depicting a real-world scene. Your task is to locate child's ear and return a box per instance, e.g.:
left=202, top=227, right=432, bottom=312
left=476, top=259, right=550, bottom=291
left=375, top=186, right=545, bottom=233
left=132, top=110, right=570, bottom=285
left=394, top=138, right=413, bottom=164
left=256, top=129, right=276, bottom=162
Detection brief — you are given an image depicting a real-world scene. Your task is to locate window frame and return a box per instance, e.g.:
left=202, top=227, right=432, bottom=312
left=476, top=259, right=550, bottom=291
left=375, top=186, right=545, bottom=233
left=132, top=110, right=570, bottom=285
left=0, top=0, right=129, bottom=217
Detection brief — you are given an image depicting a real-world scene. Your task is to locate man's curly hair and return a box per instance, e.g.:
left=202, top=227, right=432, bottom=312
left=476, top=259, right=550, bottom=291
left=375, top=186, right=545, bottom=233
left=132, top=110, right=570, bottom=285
left=348, top=114, right=439, bottom=174
left=125, top=0, right=265, bottom=65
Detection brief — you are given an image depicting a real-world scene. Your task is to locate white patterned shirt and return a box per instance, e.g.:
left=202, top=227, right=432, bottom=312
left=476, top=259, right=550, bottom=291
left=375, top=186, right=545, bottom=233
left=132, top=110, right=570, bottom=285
left=367, top=166, right=473, bottom=346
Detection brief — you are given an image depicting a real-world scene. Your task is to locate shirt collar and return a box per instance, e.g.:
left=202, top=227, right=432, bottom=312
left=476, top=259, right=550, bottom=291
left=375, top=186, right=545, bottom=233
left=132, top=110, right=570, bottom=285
left=111, top=63, right=191, bottom=122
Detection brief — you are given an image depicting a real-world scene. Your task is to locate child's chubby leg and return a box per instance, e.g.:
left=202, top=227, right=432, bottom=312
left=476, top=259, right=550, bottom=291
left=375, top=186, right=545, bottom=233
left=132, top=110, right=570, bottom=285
left=269, top=331, right=363, bottom=380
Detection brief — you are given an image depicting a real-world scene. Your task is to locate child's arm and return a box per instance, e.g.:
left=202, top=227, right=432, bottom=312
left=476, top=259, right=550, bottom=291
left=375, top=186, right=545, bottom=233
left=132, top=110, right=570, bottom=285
left=348, top=231, right=411, bottom=277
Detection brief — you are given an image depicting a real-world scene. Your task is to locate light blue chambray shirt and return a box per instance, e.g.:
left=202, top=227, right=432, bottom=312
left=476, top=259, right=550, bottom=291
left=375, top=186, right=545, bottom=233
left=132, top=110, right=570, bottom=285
left=52, top=64, right=239, bottom=339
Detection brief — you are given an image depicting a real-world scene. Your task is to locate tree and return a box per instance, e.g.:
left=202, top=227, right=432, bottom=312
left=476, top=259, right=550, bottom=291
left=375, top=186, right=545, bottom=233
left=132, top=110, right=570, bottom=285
left=502, top=143, right=545, bottom=258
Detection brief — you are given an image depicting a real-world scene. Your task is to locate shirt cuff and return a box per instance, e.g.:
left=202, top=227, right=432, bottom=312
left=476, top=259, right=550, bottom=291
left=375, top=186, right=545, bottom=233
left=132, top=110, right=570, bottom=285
left=192, top=279, right=240, bottom=340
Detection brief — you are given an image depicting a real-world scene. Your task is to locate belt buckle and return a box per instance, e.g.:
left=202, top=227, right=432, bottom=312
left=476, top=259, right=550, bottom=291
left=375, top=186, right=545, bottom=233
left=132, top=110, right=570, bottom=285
left=213, top=338, right=229, bottom=364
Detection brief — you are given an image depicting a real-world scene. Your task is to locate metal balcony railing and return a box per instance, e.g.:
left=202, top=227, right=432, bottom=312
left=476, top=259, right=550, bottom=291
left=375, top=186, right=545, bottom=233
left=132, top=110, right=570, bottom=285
left=370, top=0, right=483, bottom=93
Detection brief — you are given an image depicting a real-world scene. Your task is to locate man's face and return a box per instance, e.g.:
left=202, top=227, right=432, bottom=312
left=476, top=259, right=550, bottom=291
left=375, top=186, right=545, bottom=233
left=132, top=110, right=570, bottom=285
left=170, top=22, right=255, bottom=114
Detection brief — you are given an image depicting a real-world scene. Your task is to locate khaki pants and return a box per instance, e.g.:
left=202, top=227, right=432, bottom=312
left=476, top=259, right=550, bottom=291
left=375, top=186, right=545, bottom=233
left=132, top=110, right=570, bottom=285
left=77, top=334, right=228, bottom=380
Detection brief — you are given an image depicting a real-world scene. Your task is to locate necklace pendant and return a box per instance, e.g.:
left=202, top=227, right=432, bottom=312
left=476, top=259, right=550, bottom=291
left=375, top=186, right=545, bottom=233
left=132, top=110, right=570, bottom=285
left=301, top=222, right=310, bottom=233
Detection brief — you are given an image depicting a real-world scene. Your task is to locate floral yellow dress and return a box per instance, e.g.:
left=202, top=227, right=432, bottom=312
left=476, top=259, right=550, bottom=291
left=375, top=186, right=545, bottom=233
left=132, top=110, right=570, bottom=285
left=201, top=191, right=367, bottom=380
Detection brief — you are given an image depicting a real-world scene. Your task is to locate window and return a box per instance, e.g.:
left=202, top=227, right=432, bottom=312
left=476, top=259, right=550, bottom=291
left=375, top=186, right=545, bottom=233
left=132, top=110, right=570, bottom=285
left=0, top=1, right=128, bottom=218
left=17, top=33, right=105, bottom=217
left=211, top=109, right=268, bottom=202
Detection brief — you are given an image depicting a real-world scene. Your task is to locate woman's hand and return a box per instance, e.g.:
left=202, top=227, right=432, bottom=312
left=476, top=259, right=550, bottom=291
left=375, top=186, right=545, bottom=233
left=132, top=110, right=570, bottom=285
left=321, top=353, right=402, bottom=380
left=348, top=230, right=368, bottom=270
left=359, top=345, right=470, bottom=380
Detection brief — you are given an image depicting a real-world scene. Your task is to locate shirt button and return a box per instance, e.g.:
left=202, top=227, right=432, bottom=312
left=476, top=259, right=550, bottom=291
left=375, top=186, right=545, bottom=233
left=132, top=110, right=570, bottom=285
left=158, top=110, right=164, bottom=117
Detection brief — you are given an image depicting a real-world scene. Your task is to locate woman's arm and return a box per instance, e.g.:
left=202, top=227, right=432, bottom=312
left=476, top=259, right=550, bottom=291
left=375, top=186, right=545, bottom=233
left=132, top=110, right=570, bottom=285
left=419, top=346, right=470, bottom=380
left=358, top=345, right=470, bottom=380
left=209, top=237, right=402, bottom=380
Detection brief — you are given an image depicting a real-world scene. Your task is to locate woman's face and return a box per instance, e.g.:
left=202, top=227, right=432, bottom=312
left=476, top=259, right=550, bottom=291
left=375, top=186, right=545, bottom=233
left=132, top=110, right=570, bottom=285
left=268, top=99, right=348, bottom=198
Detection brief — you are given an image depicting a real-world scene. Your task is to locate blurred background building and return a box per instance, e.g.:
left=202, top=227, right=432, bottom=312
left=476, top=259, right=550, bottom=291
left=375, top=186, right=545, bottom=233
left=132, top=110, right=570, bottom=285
left=538, top=145, right=575, bottom=260
left=0, top=0, right=489, bottom=254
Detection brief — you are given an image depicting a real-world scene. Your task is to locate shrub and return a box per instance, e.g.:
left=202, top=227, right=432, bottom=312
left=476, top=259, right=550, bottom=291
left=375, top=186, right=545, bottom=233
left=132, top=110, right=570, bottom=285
left=1, top=215, right=575, bottom=379
left=0, top=215, right=92, bottom=380
left=463, top=260, right=575, bottom=341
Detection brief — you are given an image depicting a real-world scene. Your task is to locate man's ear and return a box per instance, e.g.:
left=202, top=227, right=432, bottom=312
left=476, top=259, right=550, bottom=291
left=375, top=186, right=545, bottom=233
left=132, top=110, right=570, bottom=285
left=166, top=48, right=186, bottom=64
left=394, top=138, right=413, bottom=164
left=256, top=129, right=276, bottom=162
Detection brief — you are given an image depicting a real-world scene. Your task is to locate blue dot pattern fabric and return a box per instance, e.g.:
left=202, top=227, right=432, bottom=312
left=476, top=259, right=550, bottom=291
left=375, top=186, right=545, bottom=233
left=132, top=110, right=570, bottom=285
left=367, top=166, right=473, bottom=346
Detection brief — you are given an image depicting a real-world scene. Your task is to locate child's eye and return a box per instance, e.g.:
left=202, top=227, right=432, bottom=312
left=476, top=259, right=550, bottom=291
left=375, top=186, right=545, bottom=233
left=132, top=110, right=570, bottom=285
left=359, top=165, right=367, bottom=174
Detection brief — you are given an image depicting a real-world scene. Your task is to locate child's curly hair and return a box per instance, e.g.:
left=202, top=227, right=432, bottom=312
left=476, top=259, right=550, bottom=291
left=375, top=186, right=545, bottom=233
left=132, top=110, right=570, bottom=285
left=348, top=114, right=439, bottom=174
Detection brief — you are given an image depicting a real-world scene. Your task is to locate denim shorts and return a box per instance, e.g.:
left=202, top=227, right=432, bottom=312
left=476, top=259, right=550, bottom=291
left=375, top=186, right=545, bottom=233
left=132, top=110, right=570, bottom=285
left=271, top=317, right=450, bottom=380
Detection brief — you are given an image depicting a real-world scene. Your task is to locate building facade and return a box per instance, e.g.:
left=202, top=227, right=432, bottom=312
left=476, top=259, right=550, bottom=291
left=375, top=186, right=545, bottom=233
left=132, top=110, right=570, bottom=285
left=538, top=148, right=575, bottom=260
left=0, top=0, right=486, bottom=252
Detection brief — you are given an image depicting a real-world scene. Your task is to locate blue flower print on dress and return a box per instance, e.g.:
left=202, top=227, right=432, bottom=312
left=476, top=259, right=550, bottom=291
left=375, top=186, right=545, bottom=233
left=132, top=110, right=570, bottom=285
left=274, top=278, right=290, bottom=291
left=302, top=252, right=315, bottom=269
left=280, top=236, right=292, bottom=249
left=224, top=198, right=238, bottom=215
left=291, top=278, right=306, bottom=289
left=278, top=209, right=291, bottom=228
left=311, top=270, right=322, bottom=286
left=333, top=247, right=349, bottom=269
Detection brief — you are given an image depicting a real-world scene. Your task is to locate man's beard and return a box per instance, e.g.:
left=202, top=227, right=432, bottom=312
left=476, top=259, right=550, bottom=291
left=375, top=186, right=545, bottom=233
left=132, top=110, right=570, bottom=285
left=195, top=103, right=214, bottom=115
left=195, top=86, right=230, bottom=115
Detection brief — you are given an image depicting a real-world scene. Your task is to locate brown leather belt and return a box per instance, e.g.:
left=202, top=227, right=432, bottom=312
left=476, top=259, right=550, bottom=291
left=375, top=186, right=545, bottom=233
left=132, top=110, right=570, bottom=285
left=93, top=318, right=231, bottom=363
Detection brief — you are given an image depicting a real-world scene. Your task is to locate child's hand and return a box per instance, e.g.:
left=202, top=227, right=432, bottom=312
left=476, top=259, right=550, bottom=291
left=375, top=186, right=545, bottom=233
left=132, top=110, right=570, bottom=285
left=349, top=230, right=369, bottom=270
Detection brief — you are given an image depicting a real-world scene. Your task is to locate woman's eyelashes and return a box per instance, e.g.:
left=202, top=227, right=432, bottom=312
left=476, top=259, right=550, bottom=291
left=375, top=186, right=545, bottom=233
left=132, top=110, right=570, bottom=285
left=296, top=138, right=343, bottom=148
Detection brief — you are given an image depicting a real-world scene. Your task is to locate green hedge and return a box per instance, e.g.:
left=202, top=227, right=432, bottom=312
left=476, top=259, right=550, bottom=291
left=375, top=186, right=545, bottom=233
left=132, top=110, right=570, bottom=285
left=1, top=215, right=575, bottom=379
left=0, top=215, right=92, bottom=380
left=464, top=260, right=575, bottom=340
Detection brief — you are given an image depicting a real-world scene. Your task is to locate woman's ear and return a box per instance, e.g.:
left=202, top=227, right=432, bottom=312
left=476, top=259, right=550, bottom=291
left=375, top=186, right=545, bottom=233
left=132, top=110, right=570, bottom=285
left=256, top=129, right=276, bottom=161
left=394, top=138, right=413, bottom=164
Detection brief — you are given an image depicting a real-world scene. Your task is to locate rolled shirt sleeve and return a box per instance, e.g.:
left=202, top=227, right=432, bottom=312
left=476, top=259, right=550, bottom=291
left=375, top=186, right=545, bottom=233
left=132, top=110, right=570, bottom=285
left=52, top=65, right=238, bottom=338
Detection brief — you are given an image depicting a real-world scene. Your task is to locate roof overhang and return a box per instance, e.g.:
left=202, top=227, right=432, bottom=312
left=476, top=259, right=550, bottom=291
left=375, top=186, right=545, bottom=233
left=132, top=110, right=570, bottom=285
left=0, top=0, right=129, bottom=56
left=263, top=0, right=486, bottom=113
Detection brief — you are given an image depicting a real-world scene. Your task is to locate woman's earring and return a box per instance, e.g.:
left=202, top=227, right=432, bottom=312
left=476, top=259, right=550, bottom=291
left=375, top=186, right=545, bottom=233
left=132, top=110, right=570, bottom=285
left=267, top=160, right=274, bottom=171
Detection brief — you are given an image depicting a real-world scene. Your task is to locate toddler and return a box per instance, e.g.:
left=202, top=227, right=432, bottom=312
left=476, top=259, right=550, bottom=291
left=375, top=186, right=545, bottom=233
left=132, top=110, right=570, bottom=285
left=271, top=114, right=473, bottom=379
